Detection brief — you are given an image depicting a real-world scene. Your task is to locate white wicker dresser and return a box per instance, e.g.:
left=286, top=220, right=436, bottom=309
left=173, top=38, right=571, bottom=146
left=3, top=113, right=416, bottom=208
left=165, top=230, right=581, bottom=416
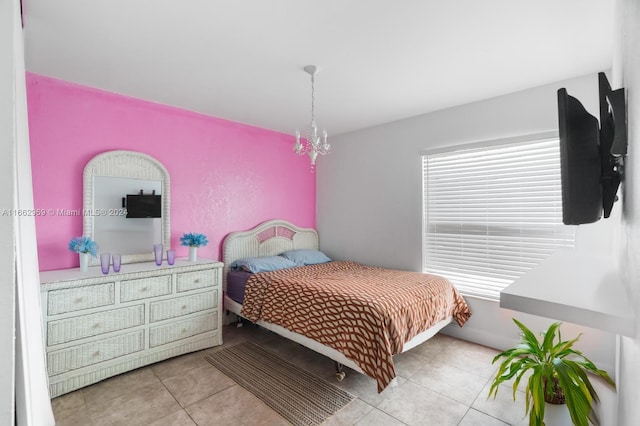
left=39, top=258, right=223, bottom=397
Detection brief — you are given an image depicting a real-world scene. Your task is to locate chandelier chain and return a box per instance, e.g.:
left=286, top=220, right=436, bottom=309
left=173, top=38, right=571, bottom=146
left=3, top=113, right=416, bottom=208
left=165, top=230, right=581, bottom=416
left=310, top=73, right=316, bottom=124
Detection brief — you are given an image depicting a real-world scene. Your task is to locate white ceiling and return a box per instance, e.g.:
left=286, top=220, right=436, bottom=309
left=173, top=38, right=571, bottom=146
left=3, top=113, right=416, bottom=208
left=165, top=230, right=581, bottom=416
left=22, top=0, right=614, bottom=136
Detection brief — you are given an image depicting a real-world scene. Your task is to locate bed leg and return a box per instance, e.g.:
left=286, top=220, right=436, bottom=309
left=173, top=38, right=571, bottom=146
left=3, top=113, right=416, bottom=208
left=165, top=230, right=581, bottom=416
left=334, top=362, right=346, bottom=381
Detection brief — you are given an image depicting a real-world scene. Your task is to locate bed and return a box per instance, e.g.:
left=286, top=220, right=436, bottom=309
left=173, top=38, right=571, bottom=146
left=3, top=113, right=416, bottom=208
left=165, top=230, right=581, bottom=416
left=222, top=219, right=471, bottom=392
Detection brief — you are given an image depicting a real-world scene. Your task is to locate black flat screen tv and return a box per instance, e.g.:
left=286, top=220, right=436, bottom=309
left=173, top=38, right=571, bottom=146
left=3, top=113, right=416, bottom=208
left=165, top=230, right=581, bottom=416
left=557, top=72, right=626, bottom=225
left=126, top=194, right=162, bottom=218
left=557, top=89, right=602, bottom=224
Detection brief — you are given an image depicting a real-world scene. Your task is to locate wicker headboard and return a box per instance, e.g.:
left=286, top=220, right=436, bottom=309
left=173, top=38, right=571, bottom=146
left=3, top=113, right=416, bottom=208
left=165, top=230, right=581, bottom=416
left=221, top=219, right=319, bottom=290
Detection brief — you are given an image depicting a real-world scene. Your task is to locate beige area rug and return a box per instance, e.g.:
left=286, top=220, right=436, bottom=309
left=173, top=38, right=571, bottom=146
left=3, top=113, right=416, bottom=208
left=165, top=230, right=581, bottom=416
left=204, top=342, right=355, bottom=426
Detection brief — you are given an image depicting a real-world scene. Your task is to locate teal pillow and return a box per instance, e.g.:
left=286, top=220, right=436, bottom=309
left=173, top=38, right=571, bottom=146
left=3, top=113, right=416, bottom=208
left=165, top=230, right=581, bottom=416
left=230, top=256, right=297, bottom=273
left=280, top=249, right=331, bottom=266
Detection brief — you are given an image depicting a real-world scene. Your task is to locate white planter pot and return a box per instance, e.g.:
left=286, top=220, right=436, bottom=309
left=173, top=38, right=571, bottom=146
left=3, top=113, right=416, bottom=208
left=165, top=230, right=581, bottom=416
left=189, top=246, right=198, bottom=262
left=79, top=252, right=89, bottom=272
left=545, top=403, right=571, bottom=426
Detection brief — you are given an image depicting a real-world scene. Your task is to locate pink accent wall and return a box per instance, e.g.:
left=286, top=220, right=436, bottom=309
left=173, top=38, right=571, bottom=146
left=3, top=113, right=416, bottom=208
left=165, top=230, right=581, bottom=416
left=26, top=73, right=316, bottom=271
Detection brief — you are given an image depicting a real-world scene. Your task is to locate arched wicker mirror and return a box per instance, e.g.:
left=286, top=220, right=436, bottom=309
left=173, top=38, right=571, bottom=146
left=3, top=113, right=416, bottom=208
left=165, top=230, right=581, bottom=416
left=83, top=150, right=170, bottom=265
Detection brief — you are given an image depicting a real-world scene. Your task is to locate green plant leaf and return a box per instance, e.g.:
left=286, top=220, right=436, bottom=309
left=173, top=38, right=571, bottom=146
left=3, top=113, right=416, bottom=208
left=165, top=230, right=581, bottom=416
left=540, top=322, right=561, bottom=355
left=528, top=369, right=545, bottom=426
left=570, top=356, right=616, bottom=388
left=552, top=333, right=583, bottom=357
left=554, top=359, right=592, bottom=426
left=513, top=319, right=544, bottom=360
left=512, top=360, right=536, bottom=395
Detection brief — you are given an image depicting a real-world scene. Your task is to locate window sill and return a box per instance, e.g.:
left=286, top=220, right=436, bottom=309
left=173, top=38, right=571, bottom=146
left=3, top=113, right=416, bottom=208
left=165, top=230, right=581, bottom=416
left=500, top=250, right=635, bottom=337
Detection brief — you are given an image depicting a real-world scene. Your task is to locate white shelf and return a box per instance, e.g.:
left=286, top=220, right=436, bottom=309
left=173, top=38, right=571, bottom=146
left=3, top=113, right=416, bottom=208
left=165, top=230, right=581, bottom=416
left=500, top=250, right=635, bottom=337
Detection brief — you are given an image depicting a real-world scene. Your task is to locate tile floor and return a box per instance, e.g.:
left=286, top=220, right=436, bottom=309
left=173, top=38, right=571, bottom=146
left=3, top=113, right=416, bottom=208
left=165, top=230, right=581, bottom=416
left=51, top=323, right=531, bottom=425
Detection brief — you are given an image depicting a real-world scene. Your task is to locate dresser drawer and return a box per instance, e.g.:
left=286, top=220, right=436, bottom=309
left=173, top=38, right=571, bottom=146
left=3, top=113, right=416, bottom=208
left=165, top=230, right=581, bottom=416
left=48, top=283, right=115, bottom=315
left=176, top=270, right=216, bottom=292
left=47, top=330, right=145, bottom=375
left=120, top=275, right=172, bottom=302
left=149, top=291, right=217, bottom=323
left=149, top=312, right=217, bottom=348
left=47, top=305, right=145, bottom=345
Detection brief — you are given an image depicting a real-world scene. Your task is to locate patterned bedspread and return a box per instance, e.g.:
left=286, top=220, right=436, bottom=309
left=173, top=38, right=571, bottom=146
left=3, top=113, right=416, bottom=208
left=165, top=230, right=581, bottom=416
left=240, top=261, right=471, bottom=392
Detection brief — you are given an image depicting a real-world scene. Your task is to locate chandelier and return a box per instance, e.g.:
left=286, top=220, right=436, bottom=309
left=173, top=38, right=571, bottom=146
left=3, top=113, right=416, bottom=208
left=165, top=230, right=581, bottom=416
left=294, top=65, right=330, bottom=170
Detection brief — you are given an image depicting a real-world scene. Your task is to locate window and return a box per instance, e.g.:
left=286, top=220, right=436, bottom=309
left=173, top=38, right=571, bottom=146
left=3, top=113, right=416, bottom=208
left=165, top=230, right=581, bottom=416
left=422, top=134, right=575, bottom=301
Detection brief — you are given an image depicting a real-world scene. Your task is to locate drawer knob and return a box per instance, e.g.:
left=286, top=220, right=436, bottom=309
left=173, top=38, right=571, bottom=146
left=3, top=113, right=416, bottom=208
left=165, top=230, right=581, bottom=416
left=74, top=298, right=83, bottom=304
left=93, top=323, right=101, bottom=329
left=181, top=305, right=187, bottom=310
left=181, top=328, right=187, bottom=334
left=194, top=279, right=201, bottom=283
left=93, top=350, right=100, bottom=357
left=141, top=287, right=148, bottom=292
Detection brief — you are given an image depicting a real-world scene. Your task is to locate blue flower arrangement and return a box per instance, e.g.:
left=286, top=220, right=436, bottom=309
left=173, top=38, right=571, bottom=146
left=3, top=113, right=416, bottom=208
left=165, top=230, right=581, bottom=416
left=180, top=232, right=209, bottom=247
left=68, top=236, right=97, bottom=257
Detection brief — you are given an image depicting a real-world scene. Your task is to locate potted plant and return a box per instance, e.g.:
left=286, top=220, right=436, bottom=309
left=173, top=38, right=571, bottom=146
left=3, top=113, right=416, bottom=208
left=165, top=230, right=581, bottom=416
left=180, top=232, right=208, bottom=261
left=68, top=236, right=97, bottom=272
left=489, top=319, right=615, bottom=426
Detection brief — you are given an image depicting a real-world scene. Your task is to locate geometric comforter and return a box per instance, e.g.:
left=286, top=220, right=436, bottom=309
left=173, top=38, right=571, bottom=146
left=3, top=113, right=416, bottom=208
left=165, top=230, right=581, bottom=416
left=241, top=261, right=471, bottom=392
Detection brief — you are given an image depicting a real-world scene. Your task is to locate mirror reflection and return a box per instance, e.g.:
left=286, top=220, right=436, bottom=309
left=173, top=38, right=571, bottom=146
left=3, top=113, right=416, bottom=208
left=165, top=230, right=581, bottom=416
left=93, top=177, right=162, bottom=255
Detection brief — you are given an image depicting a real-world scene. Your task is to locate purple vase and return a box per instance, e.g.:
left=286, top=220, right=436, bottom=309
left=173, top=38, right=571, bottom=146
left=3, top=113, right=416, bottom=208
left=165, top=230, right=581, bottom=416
left=154, top=244, right=163, bottom=265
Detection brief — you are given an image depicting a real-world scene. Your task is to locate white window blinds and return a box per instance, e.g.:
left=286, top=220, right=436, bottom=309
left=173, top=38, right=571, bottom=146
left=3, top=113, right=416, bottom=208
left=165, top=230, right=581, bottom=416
left=422, top=136, right=575, bottom=300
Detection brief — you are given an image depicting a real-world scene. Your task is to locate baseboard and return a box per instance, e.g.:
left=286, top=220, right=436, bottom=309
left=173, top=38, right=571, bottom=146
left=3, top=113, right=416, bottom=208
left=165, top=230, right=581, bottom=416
left=440, top=323, right=517, bottom=351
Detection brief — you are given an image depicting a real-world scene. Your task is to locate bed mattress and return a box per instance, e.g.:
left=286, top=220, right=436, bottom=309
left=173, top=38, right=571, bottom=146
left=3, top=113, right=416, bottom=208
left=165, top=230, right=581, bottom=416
left=239, top=261, right=471, bottom=391
left=226, top=270, right=252, bottom=304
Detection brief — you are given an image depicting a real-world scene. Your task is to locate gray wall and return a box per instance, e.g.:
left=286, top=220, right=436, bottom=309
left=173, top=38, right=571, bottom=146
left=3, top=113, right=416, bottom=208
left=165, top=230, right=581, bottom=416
left=317, top=74, right=619, bottom=376
left=616, top=0, right=640, bottom=424
left=0, top=0, right=17, bottom=423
